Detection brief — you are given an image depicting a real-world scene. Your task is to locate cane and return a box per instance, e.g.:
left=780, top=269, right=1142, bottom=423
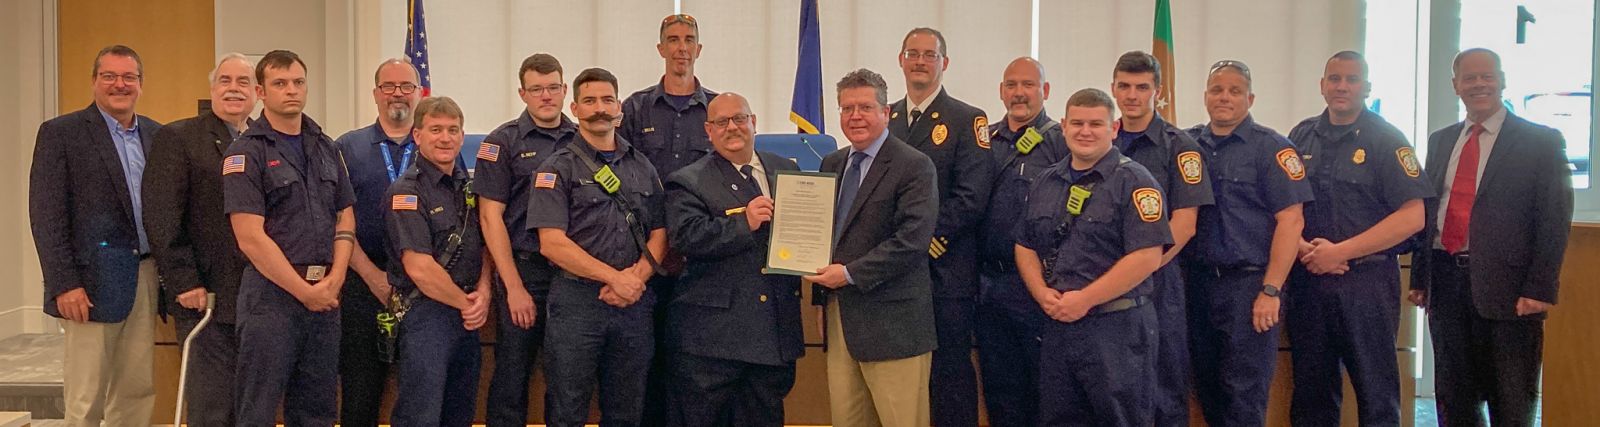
left=173, top=293, right=216, bottom=426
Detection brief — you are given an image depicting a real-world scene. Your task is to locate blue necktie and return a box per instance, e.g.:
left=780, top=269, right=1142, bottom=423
left=835, top=152, right=867, bottom=231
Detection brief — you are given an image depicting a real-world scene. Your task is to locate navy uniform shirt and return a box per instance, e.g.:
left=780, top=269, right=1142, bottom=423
left=222, top=116, right=355, bottom=265
left=526, top=136, right=666, bottom=270
left=1288, top=110, right=1432, bottom=253
left=1117, top=113, right=1216, bottom=215
left=981, top=112, right=1070, bottom=262
left=1186, top=116, right=1316, bottom=267
left=384, top=161, right=483, bottom=290
left=1015, top=147, right=1173, bottom=297
left=473, top=111, right=578, bottom=253
left=618, top=79, right=718, bottom=179
left=335, top=122, right=416, bottom=269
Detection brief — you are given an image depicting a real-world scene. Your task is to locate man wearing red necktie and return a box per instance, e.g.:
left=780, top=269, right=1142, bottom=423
left=1410, top=47, right=1574, bottom=427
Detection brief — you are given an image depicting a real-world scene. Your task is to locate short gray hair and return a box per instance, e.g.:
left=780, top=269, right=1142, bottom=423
left=208, top=52, right=252, bottom=84
left=835, top=68, right=889, bottom=107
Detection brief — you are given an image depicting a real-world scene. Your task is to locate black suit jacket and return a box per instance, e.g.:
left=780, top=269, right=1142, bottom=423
left=29, top=104, right=162, bottom=321
left=665, top=151, right=804, bottom=366
left=890, top=89, right=994, bottom=299
left=817, top=133, right=939, bottom=362
left=143, top=113, right=248, bottom=323
left=1411, top=112, right=1573, bottom=320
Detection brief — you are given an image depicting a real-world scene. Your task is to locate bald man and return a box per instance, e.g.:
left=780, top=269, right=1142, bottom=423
left=663, top=93, right=803, bottom=426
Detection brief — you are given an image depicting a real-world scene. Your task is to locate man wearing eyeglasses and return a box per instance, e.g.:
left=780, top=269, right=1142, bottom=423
left=662, top=92, right=802, bottom=427
left=889, top=27, right=993, bottom=427
left=331, top=57, right=422, bottom=427
left=477, top=53, right=578, bottom=427
left=30, top=44, right=162, bottom=427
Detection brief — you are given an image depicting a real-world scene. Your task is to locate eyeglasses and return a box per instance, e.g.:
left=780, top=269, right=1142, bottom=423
left=839, top=104, right=881, bottom=116
left=707, top=114, right=752, bottom=128
left=1209, top=60, right=1252, bottom=80
left=97, top=72, right=142, bottom=84
left=901, top=50, right=942, bottom=62
left=522, top=84, right=565, bottom=96
left=378, top=83, right=419, bottom=95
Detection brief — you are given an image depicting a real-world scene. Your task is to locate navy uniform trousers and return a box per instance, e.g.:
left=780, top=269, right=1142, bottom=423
left=235, top=268, right=341, bottom=426
left=393, top=297, right=482, bottom=426
left=1186, top=266, right=1279, bottom=427
left=1287, top=257, right=1403, bottom=427
left=543, top=275, right=656, bottom=427
left=487, top=252, right=554, bottom=426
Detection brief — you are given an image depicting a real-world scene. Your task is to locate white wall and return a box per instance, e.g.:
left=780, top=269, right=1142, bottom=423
left=2, top=0, right=56, bottom=337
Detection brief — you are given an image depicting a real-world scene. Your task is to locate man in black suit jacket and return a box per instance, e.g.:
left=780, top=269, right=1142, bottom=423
left=888, top=28, right=993, bottom=426
left=663, top=93, right=803, bottom=427
left=28, top=45, right=162, bottom=426
left=1410, top=48, right=1573, bottom=427
left=142, top=53, right=255, bottom=427
left=807, top=69, right=939, bottom=427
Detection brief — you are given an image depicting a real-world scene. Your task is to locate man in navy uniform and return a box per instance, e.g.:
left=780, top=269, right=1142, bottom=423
left=143, top=52, right=257, bottom=427
left=1017, top=87, right=1172, bottom=427
left=663, top=92, right=803, bottom=426
left=530, top=67, right=668, bottom=427
left=222, top=49, right=356, bottom=426
left=1285, top=50, right=1431, bottom=427
left=974, top=56, right=1066, bottom=427
left=477, top=53, right=578, bottom=426
left=1109, top=50, right=1215, bottom=427
left=385, top=96, right=493, bottom=427
left=1184, top=60, right=1315, bottom=427
left=889, top=27, right=994, bottom=426
left=332, top=57, right=420, bottom=427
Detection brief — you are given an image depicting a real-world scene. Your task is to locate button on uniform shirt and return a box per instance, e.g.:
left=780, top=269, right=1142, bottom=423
left=1185, top=116, right=1316, bottom=268
left=335, top=122, right=416, bottom=269
left=1014, top=147, right=1173, bottom=297
left=223, top=117, right=355, bottom=265
left=99, top=107, right=150, bottom=253
left=981, top=113, right=1070, bottom=264
left=473, top=112, right=578, bottom=254
left=1288, top=110, right=1433, bottom=252
left=618, top=80, right=719, bottom=180
left=1116, top=113, right=1216, bottom=217
left=1432, top=107, right=1506, bottom=251
left=526, top=137, right=666, bottom=270
left=385, top=161, right=484, bottom=291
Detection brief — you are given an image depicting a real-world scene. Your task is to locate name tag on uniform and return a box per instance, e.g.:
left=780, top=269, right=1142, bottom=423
left=1017, top=127, right=1043, bottom=154
left=1066, top=185, right=1092, bottom=216
left=305, top=265, right=326, bottom=282
left=725, top=207, right=747, bottom=216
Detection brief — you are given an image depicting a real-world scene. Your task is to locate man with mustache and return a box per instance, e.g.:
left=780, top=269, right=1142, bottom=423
left=385, top=96, right=493, bottom=427
left=224, top=49, right=357, bottom=426
left=974, top=56, right=1065, bottom=427
left=1108, top=50, right=1214, bottom=427
left=529, top=68, right=668, bottom=427
left=477, top=53, right=577, bottom=426
left=1284, top=50, right=1430, bottom=427
left=143, top=52, right=257, bottom=427
left=663, top=92, right=803, bottom=426
left=30, top=44, right=162, bottom=427
left=332, top=57, right=423, bottom=427
left=1411, top=48, right=1572, bottom=427
left=887, top=27, right=994, bottom=427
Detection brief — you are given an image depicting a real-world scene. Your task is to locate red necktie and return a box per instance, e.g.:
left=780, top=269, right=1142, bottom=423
left=1441, top=123, right=1484, bottom=254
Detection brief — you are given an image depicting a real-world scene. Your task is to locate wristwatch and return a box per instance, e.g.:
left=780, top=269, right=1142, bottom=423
left=1261, top=284, right=1282, bottom=298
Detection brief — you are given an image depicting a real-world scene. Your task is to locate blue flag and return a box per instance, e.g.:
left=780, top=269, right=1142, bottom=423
left=406, top=0, right=432, bottom=96
left=790, top=0, right=824, bottom=134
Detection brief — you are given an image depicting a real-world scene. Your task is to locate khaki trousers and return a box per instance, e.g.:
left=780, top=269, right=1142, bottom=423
left=825, top=296, right=931, bottom=427
left=59, top=259, right=156, bottom=427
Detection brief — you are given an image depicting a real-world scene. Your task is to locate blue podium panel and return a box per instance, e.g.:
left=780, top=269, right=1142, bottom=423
left=461, top=134, right=487, bottom=172
left=754, top=133, right=838, bottom=172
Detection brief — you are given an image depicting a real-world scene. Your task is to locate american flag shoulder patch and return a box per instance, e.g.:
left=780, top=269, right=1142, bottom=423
left=476, top=143, right=501, bottom=162
left=222, top=155, right=246, bottom=175
left=534, top=172, right=558, bottom=189
left=391, top=194, right=419, bottom=211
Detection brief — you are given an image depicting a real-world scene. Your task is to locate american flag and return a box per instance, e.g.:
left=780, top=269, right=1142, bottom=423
left=476, top=143, right=500, bottom=162
left=406, top=0, right=432, bottom=96
left=534, top=173, right=557, bottom=189
left=392, top=194, right=419, bottom=211
left=222, top=155, right=246, bottom=175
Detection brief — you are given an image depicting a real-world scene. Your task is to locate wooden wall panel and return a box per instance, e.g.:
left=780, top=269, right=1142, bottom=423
left=57, top=0, right=214, bottom=123
left=1543, top=223, right=1600, bottom=426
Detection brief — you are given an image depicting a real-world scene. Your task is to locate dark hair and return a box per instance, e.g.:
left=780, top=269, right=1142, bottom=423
left=1113, top=50, right=1162, bottom=85
left=1327, top=50, right=1369, bottom=76
left=572, top=67, right=619, bottom=102
left=1452, top=47, right=1501, bottom=74
left=256, top=50, right=307, bottom=84
left=901, top=27, right=948, bottom=57
left=518, top=53, right=564, bottom=88
left=373, top=58, right=418, bottom=86
left=92, top=45, right=143, bottom=79
left=1065, top=88, right=1117, bottom=119
left=835, top=68, right=889, bottom=107
left=412, top=96, right=464, bottom=128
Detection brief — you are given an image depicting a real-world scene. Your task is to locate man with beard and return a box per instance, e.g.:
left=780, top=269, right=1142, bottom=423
left=333, top=57, right=423, bottom=426
left=143, top=52, right=257, bottom=427
left=530, top=68, right=668, bottom=427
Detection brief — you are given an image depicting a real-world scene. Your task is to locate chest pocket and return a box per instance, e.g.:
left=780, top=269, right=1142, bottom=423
left=1213, top=154, right=1263, bottom=210
left=264, top=162, right=302, bottom=208
left=315, top=157, right=343, bottom=213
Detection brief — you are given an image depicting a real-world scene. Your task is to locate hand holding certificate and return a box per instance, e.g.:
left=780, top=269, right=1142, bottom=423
left=762, top=171, right=838, bottom=276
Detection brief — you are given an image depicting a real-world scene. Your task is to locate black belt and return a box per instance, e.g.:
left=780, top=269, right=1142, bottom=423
left=1088, top=295, right=1148, bottom=316
left=979, top=259, right=1017, bottom=273
left=1193, top=264, right=1264, bottom=277
left=1349, top=254, right=1393, bottom=266
left=1432, top=249, right=1470, bottom=268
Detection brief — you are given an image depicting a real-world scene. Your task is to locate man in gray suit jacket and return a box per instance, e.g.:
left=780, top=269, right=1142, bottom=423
left=806, top=68, right=939, bottom=427
left=1410, top=48, right=1573, bottom=427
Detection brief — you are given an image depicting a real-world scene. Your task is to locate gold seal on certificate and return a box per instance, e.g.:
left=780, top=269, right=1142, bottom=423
left=762, top=170, right=838, bottom=276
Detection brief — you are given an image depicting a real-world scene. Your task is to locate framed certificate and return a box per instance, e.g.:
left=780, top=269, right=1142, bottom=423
left=762, top=170, right=838, bottom=276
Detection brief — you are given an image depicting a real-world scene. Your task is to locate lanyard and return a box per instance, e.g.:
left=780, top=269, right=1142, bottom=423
left=381, top=141, right=415, bottom=183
